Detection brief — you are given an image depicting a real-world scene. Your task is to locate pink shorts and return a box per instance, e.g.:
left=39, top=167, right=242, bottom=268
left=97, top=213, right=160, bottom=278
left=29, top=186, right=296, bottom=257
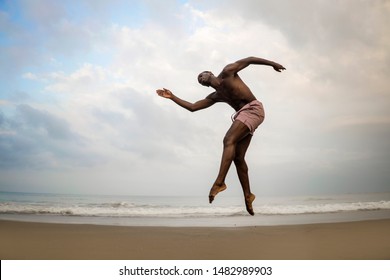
left=232, top=100, right=265, bottom=134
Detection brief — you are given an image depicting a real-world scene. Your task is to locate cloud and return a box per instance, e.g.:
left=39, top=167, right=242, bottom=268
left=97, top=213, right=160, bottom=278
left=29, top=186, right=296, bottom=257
left=1, top=0, right=389, bottom=195
left=0, top=103, right=101, bottom=169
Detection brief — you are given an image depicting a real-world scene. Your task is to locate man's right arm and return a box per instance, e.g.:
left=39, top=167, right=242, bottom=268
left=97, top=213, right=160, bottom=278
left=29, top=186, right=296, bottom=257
left=156, top=88, right=216, bottom=112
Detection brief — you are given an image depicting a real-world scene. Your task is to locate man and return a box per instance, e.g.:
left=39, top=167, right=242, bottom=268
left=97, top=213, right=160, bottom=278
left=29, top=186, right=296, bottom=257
left=156, top=56, right=285, bottom=215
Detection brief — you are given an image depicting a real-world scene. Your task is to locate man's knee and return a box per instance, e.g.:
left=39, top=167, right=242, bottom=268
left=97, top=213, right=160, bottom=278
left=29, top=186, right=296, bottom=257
left=223, top=135, right=236, bottom=147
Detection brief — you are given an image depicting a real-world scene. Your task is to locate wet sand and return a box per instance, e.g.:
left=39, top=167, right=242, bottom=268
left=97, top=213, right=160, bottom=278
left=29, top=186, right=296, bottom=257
left=1, top=219, right=389, bottom=259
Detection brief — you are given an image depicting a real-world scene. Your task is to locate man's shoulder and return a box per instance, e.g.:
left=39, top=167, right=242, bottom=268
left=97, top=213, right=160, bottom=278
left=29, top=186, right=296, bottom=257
left=206, top=91, right=223, bottom=102
left=221, top=61, right=242, bottom=76
left=219, top=67, right=235, bottom=78
left=206, top=91, right=217, bottom=99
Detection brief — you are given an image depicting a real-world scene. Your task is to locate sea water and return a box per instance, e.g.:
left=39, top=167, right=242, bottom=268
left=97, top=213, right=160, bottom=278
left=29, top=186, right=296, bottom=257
left=0, top=191, right=389, bottom=227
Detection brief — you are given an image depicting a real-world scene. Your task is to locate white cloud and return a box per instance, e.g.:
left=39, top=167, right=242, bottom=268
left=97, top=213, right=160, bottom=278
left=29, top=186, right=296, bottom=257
left=1, top=0, right=389, bottom=195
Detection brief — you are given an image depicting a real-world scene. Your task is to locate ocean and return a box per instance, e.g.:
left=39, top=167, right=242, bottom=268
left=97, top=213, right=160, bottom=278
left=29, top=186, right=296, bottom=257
left=1, top=191, right=389, bottom=227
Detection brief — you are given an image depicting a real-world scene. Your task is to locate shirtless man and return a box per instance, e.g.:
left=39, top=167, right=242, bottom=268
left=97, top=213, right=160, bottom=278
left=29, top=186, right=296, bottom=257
left=157, top=56, right=285, bottom=215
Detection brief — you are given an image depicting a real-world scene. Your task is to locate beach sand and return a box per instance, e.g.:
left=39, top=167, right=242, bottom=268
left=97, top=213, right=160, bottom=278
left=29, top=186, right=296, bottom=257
left=1, top=219, right=389, bottom=260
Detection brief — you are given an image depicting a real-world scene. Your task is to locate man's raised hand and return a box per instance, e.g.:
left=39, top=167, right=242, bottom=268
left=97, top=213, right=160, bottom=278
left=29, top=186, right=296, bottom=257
left=156, top=88, right=173, bottom=99
left=272, top=63, right=286, bottom=72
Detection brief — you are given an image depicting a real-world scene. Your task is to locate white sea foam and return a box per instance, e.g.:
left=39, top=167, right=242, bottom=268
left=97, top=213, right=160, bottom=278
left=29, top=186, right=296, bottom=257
left=1, top=200, right=389, bottom=218
left=257, top=200, right=390, bottom=215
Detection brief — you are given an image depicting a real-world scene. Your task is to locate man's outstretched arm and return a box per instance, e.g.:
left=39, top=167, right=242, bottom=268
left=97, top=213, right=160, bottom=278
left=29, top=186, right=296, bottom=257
left=223, top=56, right=286, bottom=75
left=156, top=88, right=216, bottom=112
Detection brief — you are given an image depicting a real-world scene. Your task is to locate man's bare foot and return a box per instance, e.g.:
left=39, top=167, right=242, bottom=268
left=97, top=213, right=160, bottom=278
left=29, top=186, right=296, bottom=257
left=209, top=183, right=227, bottom=203
left=245, top=193, right=256, bottom=216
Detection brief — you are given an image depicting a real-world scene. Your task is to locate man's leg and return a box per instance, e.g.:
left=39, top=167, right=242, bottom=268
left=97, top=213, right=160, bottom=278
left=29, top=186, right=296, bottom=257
left=234, top=134, right=256, bottom=215
left=209, top=120, right=250, bottom=203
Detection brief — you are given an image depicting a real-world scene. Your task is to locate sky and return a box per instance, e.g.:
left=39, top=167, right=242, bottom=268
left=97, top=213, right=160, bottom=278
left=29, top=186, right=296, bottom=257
left=0, top=0, right=389, bottom=197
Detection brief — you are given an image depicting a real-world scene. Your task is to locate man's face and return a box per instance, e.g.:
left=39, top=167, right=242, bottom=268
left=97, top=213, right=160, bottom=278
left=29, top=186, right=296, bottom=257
left=198, top=71, right=213, bottom=87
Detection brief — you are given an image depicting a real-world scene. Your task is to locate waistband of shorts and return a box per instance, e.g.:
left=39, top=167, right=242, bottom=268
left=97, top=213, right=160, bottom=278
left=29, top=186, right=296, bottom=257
left=247, top=99, right=262, bottom=107
left=238, top=100, right=262, bottom=111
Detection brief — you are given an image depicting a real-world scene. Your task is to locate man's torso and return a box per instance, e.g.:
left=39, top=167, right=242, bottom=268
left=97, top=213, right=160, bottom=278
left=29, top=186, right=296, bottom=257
left=208, top=73, right=257, bottom=111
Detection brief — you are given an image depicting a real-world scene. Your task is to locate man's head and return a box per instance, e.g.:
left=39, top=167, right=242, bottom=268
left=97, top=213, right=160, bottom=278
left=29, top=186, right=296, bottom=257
left=198, top=71, right=214, bottom=87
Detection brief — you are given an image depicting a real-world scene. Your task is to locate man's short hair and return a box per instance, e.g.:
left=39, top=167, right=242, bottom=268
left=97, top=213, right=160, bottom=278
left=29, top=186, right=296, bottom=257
left=198, top=70, right=212, bottom=76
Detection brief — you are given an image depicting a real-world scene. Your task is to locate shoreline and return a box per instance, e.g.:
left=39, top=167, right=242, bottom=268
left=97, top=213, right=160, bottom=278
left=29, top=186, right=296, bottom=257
left=1, top=219, right=389, bottom=260
left=1, top=209, right=390, bottom=227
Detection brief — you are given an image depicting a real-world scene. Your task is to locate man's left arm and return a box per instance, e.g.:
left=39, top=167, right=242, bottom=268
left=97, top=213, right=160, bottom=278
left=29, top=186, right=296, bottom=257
left=222, top=56, right=286, bottom=75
